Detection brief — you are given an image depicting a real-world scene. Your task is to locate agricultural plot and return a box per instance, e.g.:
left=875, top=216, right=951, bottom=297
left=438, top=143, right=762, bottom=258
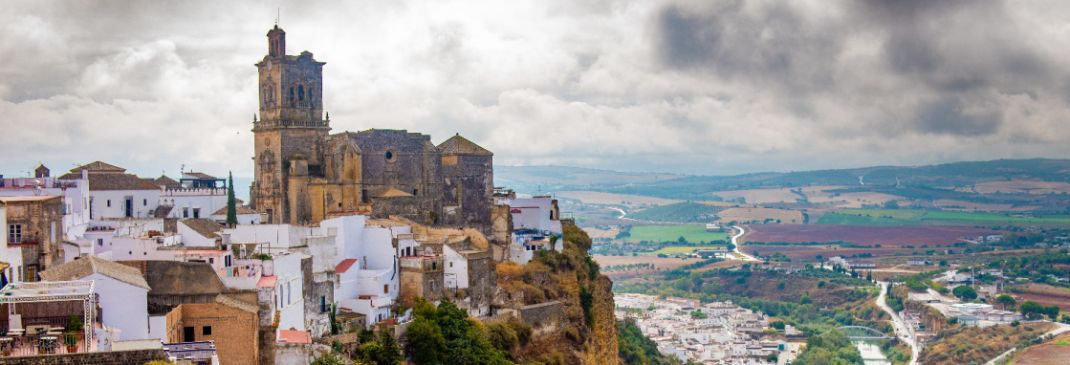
left=716, top=207, right=804, bottom=224
left=625, top=225, right=728, bottom=243
left=649, top=245, right=726, bottom=256
left=744, top=224, right=995, bottom=246
left=817, top=208, right=1070, bottom=226
left=1013, top=333, right=1070, bottom=365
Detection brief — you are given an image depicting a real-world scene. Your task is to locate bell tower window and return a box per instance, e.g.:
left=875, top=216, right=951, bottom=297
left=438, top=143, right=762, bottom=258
left=298, top=85, right=305, bottom=101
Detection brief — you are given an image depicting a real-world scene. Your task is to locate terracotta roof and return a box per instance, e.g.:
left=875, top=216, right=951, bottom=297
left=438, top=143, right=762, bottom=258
left=211, top=205, right=258, bottom=216
left=155, top=175, right=181, bottom=188
left=335, top=258, right=357, bottom=273
left=437, top=134, right=492, bottom=156
left=0, top=196, right=62, bottom=203
left=277, top=330, right=311, bottom=344
left=153, top=205, right=174, bottom=218
left=214, top=294, right=258, bottom=313
left=376, top=188, right=413, bottom=198
left=120, top=261, right=225, bottom=296
left=180, top=219, right=222, bottom=239
left=257, top=275, right=277, bottom=288
left=40, top=256, right=151, bottom=290
left=88, top=173, right=160, bottom=191
left=59, top=161, right=126, bottom=179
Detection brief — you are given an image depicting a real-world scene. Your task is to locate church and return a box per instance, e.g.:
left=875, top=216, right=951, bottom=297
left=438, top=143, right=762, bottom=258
left=249, top=25, right=494, bottom=229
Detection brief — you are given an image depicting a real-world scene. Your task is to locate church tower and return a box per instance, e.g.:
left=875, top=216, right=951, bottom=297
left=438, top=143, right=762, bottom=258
left=250, top=25, right=330, bottom=223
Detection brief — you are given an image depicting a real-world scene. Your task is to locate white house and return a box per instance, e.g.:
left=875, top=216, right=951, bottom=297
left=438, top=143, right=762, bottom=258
left=40, top=256, right=152, bottom=340
left=319, top=216, right=401, bottom=328
left=443, top=245, right=469, bottom=290
left=0, top=168, right=91, bottom=243
left=0, top=203, right=24, bottom=284
left=177, top=219, right=222, bottom=248
left=209, top=206, right=263, bottom=225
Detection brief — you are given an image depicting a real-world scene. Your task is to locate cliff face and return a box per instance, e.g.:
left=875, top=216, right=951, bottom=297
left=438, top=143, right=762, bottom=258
left=499, top=222, right=619, bottom=365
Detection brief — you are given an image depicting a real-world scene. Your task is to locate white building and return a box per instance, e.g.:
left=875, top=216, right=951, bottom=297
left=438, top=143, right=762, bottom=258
left=0, top=203, right=24, bottom=284
left=0, top=168, right=91, bottom=243
left=40, top=256, right=152, bottom=340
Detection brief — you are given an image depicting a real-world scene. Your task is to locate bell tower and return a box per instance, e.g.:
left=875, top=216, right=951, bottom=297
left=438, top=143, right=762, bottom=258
left=250, top=25, right=330, bottom=223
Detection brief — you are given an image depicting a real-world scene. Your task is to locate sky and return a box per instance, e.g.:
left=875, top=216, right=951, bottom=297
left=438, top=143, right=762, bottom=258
left=2, top=0, right=1070, bottom=180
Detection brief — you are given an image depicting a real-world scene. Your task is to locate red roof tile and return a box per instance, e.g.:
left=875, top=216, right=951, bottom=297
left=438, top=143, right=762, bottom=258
left=335, top=258, right=357, bottom=273
left=277, top=329, right=311, bottom=344
left=257, top=275, right=277, bottom=288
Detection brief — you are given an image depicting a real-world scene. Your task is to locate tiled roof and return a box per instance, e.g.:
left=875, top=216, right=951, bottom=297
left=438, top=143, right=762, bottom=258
left=155, top=175, right=181, bottom=188
left=58, top=161, right=126, bottom=179
left=88, top=173, right=160, bottom=191
left=335, top=258, right=357, bottom=273
left=180, top=219, right=222, bottom=239
left=153, top=205, right=174, bottom=218
left=119, top=261, right=225, bottom=296
left=214, top=294, right=258, bottom=313
left=437, top=134, right=492, bottom=156
left=277, top=330, right=311, bottom=344
left=257, top=275, right=277, bottom=288
left=40, top=256, right=151, bottom=290
left=211, top=205, right=258, bottom=216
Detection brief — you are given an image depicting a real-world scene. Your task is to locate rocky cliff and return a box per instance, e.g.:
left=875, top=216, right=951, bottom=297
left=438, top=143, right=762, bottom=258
left=496, top=222, right=619, bottom=365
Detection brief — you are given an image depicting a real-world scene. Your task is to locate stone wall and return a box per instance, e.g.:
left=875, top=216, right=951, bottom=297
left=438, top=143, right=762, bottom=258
left=520, top=301, right=563, bottom=337
left=166, top=301, right=259, bottom=365
left=0, top=349, right=167, bottom=365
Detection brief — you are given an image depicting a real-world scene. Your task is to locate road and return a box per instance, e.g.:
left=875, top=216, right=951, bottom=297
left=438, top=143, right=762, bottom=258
left=876, top=282, right=919, bottom=365
left=984, top=322, right=1070, bottom=365
left=729, top=225, right=760, bottom=262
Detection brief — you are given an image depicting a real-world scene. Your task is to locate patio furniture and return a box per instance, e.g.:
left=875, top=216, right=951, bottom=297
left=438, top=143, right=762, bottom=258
left=0, top=336, right=13, bottom=352
left=38, top=335, right=56, bottom=354
left=6, top=314, right=22, bottom=337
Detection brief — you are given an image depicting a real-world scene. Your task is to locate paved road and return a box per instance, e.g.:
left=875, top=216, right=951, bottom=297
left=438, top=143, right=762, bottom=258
left=876, top=282, right=919, bottom=365
left=984, top=322, right=1070, bottom=365
left=730, top=225, right=759, bottom=262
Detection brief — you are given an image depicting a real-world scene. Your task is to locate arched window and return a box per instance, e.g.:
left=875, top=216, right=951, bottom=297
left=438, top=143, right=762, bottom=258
left=298, top=85, right=305, bottom=101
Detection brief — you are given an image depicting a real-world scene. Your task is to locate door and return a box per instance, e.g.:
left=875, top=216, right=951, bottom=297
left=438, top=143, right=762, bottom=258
left=183, top=326, right=195, bottom=342
left=124, top=197, right=133, bottom=217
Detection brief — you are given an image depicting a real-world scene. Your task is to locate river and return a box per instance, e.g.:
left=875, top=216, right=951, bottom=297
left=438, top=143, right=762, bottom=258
left=855, top=341, right=891, bottom=365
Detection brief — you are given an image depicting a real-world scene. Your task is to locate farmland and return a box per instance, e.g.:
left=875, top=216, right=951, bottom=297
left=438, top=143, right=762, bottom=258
left=649, top=245, right=726, bottom=256
left=715, top=207, right=804, bottom=224
left=744, top=224, right=994, bottom=246
left=625, top=225, right=729, bottom=243
left=1013, top=333, right=1070, bottom=365
left=817, top=208, right=1070, bottom=226
left=1012, top=283, right=1070, bottom=312
left=593, top=254, right=703, bottom=270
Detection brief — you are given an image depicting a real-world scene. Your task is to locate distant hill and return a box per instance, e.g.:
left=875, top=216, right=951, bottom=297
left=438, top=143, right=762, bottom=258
left=496, top=159, right=1070, bottom=211
left=494, top=165, right=683, bottom=194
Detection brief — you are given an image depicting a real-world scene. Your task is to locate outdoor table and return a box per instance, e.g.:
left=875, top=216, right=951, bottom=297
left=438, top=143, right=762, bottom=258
left=38, top=336, right=56, bottom=354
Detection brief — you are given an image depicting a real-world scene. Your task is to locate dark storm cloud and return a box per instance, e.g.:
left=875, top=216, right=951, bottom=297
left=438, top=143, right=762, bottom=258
left=649, top=0, right=1067, bottom=138
left=915, top=98, right=1001, bottom=136
left=653, top=1, right=843, bottom=93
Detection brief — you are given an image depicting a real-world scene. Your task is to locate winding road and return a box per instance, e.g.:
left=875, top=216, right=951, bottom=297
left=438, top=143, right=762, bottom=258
left=730, top=225, right=760, bottom=262
left=876, top=282, right=919, bottom=365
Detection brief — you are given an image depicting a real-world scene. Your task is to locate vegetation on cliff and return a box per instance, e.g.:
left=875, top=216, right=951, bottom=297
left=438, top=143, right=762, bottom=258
left=618, top=319, right=679, bottom=365
left=404, top=300, right=513, bottom=365
left=792, top=329, right=863, bottom=365
left=495, top=222, right=620, bottom=365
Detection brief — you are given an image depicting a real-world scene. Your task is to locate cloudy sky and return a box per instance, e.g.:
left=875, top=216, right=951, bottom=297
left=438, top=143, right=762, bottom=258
left=2, top=0, right=1070, bottom=181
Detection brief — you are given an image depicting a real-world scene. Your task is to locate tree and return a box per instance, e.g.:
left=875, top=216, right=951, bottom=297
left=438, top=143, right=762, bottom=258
left=359, top=330, right=402, bottom=365
left=311, top=352, right=346, bottom=365
left=226, top=171, right=238, bottom=227
left=995, top=294, right=1016, bottom=310
left=952, top=285, right=977, bottom=301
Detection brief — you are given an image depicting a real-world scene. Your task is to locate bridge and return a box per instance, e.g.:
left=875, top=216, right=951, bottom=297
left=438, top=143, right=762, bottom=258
left=839, top=325, right=895, bottom=341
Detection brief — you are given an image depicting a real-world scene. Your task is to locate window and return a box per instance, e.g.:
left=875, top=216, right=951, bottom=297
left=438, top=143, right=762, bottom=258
left=202, top=326, right=212, bottom=336
left=183, top=208, right=189, bottom=218
left=8, top=224, right=22, bottom=244
left=431, top=261, right=437, bottom=270
left=96, top=239, right=103, bottom=247
left=208, top=258, right=214, bottom=264
left=106, top=200, right=111, bottom=207
left=286, top=282, right=291, bottom=305
left=384, top=150, right=395, bottom=162
left=320, top=296, right=327, bottom=313
left=449, top=262, right=453, bottom=268
left=413, top=189, right=418, bottom=195
left=298, top=85, right=305, bottom=101
left=384, top=284, right=389, bottom=294
left=193, top=208, right=200, bottom=218
left=143, top=198, right=147, bottom=206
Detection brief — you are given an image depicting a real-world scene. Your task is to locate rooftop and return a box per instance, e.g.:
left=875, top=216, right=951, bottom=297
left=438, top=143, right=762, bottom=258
left=437, top=134, right=493, bottom=156
left=40, top=256, right=151, bottom=290
left=0, top=195, right=62, bottom=203
left=0, top=280, right=94, bottom=302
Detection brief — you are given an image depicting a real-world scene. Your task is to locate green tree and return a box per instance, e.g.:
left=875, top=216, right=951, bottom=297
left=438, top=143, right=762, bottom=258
left=995, top=294, right=1016, bottom=310
left=311, top=352, right=346, bottom=365
left=226, top=171, right=238, bottom=227
left=359, top=330, right=402, bottom=365
left=952, top=285, right=977, bottom=301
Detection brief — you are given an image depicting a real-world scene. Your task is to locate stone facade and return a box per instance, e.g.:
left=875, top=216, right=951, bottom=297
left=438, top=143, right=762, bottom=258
left=399, top=256, right=445, bottom=307
left=249, top=26, right=494, bottom=231
left=0, top=196, right=65, bottom=281
left=165, top=297, right=260, bottom=365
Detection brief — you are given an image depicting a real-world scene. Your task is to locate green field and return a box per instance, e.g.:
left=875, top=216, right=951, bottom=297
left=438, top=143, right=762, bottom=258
left=649, top=245, right=726, bottom=256
left=625, top=225, right=729, bottom=243
left=818, top=208, right=1070, bottom=226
